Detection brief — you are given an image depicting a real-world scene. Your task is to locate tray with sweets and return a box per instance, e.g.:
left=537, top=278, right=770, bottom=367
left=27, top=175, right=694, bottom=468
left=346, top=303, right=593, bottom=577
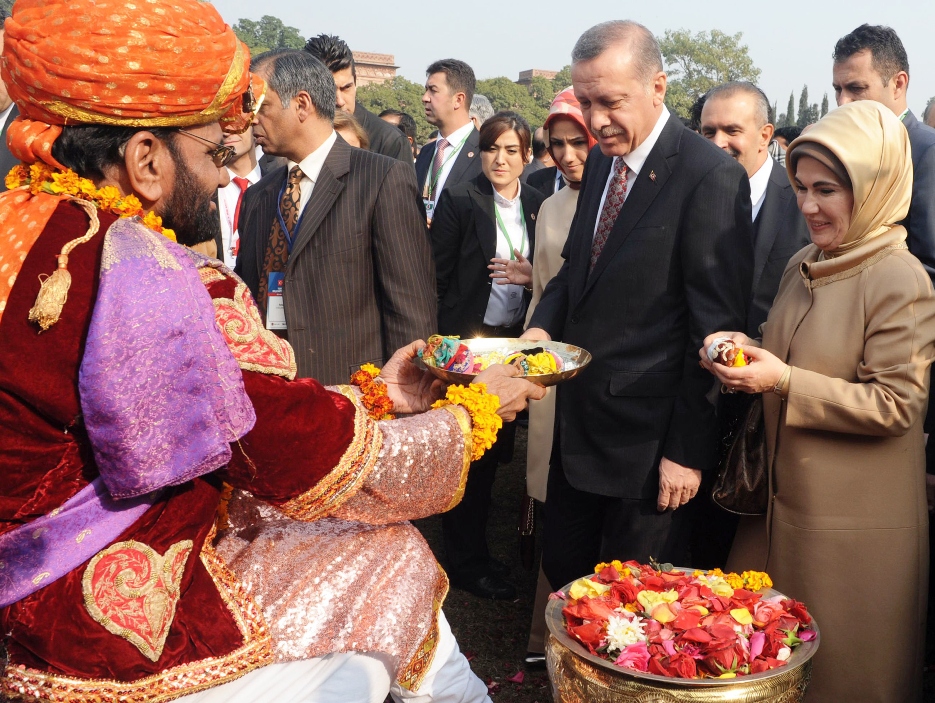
left=418, top=335, right=591, bottom=387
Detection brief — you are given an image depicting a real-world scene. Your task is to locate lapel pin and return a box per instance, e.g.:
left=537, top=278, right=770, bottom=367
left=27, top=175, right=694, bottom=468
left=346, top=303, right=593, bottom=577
left=530, top=213, right=536, bottom=221
left=467, top=151, right=475, bottom=158
left=649, top=170, right=657, bottom=182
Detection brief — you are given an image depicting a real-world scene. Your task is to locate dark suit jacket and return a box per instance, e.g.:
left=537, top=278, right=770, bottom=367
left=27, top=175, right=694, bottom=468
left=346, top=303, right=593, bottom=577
left=432, top=174, right=545, bottom=337
left=529, top=117, right=754, bottom=499
left=213, top=155, right=286, bottom=258
left=902, top=111, right=935, bottom=285
left=747, top=159, right=810, bottom=336
left=0, top=105, right=20, bottom=193
left=236, top=135, right=437, bottom=384
left=415, top=126, right=482, bottom=199
left=526, top=166, right=559, bottom=198
left=354, top=102, right=413, bottom=165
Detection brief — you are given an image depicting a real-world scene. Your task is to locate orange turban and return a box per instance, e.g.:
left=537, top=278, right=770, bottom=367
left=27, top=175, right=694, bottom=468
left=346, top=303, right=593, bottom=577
left=1, top=0, right=255, bottom=165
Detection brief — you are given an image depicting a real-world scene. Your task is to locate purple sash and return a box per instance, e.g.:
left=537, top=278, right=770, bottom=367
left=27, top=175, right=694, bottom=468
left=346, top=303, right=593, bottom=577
left=0, top=218, right=254, bottom=607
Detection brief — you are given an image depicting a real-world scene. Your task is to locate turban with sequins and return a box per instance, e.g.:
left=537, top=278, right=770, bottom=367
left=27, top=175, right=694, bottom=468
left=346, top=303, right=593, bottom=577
left=1, top=0, right=257, bottom=167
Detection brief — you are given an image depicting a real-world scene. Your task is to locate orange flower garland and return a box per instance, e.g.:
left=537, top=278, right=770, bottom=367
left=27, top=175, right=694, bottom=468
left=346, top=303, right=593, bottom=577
left=350, top=363, right=395, bottom=420
left=432, top=383, right=502, bottom=461
left=5, top=164, right=177, bottom=241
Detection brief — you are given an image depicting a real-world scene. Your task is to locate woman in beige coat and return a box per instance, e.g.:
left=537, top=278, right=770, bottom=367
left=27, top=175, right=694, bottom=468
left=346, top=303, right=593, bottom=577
left=701, top=101, right=935, bottom=702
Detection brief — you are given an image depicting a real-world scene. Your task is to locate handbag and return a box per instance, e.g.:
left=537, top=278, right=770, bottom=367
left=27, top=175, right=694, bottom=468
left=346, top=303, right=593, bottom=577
left=711, top=393, right=769, bottom=515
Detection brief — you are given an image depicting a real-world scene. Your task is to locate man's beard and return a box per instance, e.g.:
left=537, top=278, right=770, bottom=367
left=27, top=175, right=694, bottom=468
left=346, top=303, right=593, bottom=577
left=159, top=154, right=220, bottom=248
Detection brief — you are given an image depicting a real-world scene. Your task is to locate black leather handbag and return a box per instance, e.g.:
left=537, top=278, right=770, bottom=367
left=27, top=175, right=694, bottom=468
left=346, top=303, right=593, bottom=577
left=711, top=394, right=769, bottom=515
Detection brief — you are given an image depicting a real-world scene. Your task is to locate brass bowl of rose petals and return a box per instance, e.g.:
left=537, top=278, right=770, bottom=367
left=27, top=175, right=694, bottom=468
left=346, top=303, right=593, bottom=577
left=544, top=561, right=820, bottom=702
left=418, top=335, right=591, bottom=387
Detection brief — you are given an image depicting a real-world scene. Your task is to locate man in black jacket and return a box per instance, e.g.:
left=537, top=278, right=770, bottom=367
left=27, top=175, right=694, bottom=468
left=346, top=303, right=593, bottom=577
left=524, top=21, right=754, bottom=589
left=304, top=34, right=413, bottom=165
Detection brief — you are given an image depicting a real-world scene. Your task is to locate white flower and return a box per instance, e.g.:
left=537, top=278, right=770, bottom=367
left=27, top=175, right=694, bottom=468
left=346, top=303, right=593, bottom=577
left=605, top=613, right=646, bottom=653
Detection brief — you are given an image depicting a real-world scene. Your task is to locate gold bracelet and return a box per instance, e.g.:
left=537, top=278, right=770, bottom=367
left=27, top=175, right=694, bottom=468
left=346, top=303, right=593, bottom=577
left=773, top=365, right=792, bottom=397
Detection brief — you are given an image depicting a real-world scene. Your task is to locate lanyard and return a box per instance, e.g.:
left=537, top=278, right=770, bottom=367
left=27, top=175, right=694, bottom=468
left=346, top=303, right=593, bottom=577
left=275, top=177, right=307, bottom=253
left=494, top=199, right=527, bottom=261
left=427, top=130, right=472, bottom=197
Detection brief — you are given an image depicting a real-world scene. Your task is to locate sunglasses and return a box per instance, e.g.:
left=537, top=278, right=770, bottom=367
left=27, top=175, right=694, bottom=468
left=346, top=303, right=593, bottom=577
left=177, top=129, right=237, bottom=168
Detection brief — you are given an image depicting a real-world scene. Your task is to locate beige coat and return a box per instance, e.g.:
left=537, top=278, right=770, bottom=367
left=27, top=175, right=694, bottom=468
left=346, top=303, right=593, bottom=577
left=524, top=186, right=579, bottom=501
left=729, top=228, right=935, bottom=702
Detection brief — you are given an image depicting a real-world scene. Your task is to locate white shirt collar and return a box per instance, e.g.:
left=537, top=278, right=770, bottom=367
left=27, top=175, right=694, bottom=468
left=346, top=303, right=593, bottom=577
left=289, top=130, right=338, bottom=185
left=748, top=156, right=772, bottom=220
left=226, top=162, right=262, bottom=185
left=438, top=121, right=474, bottom=149
left=0, top=104, right=14, bottom=129
left=492, top=184, right=521, bottom=209
left=621, top=107, right=670, bottom=175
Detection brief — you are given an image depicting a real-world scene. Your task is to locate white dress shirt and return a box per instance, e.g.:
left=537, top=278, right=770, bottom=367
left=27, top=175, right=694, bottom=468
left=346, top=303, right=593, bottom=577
left=217, top=162, right=262, bottom=268
left=748, top=157, right=772, bottom=221
left=593, top=107, right=671, bottom=237
left=484, top=186, right=530, bottom=327
left=288, top=130, right=338, bottom=216
left=430, top=121, right=474, bottom=200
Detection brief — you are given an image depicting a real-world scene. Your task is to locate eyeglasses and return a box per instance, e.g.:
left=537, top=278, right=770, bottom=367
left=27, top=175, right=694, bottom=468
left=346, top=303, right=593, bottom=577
left=177, top=129, right=237, bottom=168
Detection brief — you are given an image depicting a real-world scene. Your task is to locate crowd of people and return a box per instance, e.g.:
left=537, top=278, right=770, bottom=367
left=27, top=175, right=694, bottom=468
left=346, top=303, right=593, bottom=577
left=1, top=1, right=934, bottom=702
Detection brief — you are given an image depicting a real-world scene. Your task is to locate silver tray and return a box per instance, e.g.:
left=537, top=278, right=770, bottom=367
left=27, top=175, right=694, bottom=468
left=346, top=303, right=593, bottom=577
left=420, top=338, right=591, bottom=387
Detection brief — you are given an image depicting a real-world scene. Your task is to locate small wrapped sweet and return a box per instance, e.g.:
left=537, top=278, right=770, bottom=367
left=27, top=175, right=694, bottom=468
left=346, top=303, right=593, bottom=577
left=707, top=336, right=747, bottom=367
left=447, top=345, right=474, bottom=372
left=421, top=334, right=461, bottom=368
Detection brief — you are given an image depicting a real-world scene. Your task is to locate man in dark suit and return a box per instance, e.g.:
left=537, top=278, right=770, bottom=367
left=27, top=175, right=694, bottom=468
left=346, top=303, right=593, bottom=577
left=694, top=82, right=810, bottom=568
left=0, top=8, right=19, bottom=192
left=523, top=21, right=754, bottom=590
left=700, top=82, right=810, bottom=336
left=526, top=165, right=562, bottom=198
left=236, top=49, right=436, bottom=385
left=304, top=34, right=413, bottom=166
left=415, top=59, right=482, bottom=224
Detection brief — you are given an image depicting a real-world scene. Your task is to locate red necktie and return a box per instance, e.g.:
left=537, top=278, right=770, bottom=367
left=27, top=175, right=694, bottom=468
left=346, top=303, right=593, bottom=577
left=590, top=159, right=628, bottom=271
left=231, top=176, right=250, bottom=256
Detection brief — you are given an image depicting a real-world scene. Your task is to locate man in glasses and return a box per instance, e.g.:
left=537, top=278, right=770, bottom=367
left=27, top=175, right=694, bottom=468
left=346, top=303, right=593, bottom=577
left=0, top=1, right=545, bottom=702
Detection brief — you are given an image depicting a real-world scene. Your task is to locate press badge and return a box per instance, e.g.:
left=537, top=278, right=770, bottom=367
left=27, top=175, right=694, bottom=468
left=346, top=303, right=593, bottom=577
left=266, top=272, right=287, bottom=330
left=424, top=199, right=435, bottom=220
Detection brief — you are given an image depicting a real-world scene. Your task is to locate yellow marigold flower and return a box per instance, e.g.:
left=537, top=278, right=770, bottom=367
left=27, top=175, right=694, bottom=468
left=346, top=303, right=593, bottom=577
left=724, top=572, right=744, bottom=590
left=360, top=363, right=381, bottom=378
left=160, top=227, right=177, bottom=242
left=432, top=382, right=502, bottom=461
left=623, top=602, right=639, bottom=613
left=594, top=559, right=626, bottom=575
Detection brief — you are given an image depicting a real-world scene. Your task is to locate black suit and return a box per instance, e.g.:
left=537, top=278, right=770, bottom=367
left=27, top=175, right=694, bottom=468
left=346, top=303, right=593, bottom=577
left=415, top=127, right=482, bottom=201
left=0, top=105, right=19, bottom=193
left=354, top=101, right=413, bottom=165
left=529, top=116, right=753, bottom=588
left=433, top=174, right=544, bottom=337
left=429, top=173, right=545, bottom=581
left=902, top=111, right=935, bottom=285
left=526, top=166, right=559, bottom=199
left=747, top=159, right=811, bottom=336
left=236, top=135, right=436, bottom=384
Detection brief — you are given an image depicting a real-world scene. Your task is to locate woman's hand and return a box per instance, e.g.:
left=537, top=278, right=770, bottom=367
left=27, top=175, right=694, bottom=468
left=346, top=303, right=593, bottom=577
left=474, top=364, right=547, bottom=421
left=489, top=250, right=532, bottom=287
left=700, top=345, right=788, bottom=395
left=699, top=331, right=757, bottom=361
left=379, top=341, right=446, bottom=414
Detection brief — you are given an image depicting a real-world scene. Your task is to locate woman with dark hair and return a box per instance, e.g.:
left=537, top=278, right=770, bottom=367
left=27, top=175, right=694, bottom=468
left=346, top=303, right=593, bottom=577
left=430, top=111, right=546, bottom=600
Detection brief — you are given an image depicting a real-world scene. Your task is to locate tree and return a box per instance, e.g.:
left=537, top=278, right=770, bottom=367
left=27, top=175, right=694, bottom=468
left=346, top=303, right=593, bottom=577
left=356, top=77, right=436, bottom=143
left=527, top=76, right=557, bottom=111
left=476, top=77, right=549, bottom=127
left=232, top=15, right=305, bottom=54
left=796, top=85, right=811, bottom=128
left=659, top=29, right=761, bottom=119
left=784, top=92, right=796, bottom=128
left=820, top=93, right=829, bottom=118
left=551, top=65, right=572, bottom=93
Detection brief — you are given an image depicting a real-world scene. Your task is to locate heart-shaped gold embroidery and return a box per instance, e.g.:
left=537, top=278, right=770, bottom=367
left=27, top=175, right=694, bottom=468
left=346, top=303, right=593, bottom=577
left=82, top=539, right=193, bottom=662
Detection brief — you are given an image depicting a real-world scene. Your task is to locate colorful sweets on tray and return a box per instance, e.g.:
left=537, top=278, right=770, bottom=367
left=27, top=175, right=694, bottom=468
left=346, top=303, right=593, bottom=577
left=420, top=335, right=565, bottom=376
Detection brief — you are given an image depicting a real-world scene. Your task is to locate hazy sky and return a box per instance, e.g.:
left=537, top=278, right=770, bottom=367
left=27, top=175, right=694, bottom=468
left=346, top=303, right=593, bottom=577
left=213, top=1, right=935, bottom=117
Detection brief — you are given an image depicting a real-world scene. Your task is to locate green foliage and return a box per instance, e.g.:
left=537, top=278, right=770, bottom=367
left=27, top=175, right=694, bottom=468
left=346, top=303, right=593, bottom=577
left=782, top=92, right=796, bottom=128
left=477, top=77, right=549, bottom=127
left=659, top=29, right=761, bottom=119
left=356, top=77, right=436, bottom=143
left=820, top=93, right=829, bottom=118
left=796, top=85, right=820, bottom=128
left=551, top=65, right=572, bottom=92
left=233, top=15, right=305, bottom=55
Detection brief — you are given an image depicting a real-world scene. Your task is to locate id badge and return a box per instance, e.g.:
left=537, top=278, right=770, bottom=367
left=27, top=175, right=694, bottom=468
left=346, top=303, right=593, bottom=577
left=424, top=199, right=435, bottom=220
left=266, top=272, right=287, bottom=330
left=507, top=287, right=522, bottom=313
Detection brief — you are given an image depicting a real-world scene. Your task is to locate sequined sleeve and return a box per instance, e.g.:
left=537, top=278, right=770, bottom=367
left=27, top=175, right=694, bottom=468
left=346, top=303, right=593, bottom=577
left=331, top=402, right=473, bottom=523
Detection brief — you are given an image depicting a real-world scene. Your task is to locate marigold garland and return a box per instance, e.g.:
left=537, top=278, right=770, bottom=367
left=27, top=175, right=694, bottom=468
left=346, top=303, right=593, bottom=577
left=350, top=363, right=395, bottom=420
left=432, top=383, right=502, bottom=461
left=5, top=164, right=177, bottom=241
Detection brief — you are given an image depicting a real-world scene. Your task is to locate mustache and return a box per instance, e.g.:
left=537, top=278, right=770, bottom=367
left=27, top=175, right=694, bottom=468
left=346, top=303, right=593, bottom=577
left=592, top=126, right=625, bottom=139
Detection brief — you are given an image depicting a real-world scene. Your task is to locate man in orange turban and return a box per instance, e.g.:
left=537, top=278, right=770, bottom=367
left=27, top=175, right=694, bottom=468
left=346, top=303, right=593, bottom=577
left=0, top=1, right=541, bottom=702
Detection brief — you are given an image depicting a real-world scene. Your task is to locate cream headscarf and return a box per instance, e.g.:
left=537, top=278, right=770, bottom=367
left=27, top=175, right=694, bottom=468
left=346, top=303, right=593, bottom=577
left=786, top=101, right=912, bottom=256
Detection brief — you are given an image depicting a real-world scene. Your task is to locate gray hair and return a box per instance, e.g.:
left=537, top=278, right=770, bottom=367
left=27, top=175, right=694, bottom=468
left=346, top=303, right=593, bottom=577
left=572, top=20, right=663, bottom=85
left=704, top=82, right=771, bottom=128
left=470, top=94, right=495, bottom=123
left=251, top=49, right=336, bottom=122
